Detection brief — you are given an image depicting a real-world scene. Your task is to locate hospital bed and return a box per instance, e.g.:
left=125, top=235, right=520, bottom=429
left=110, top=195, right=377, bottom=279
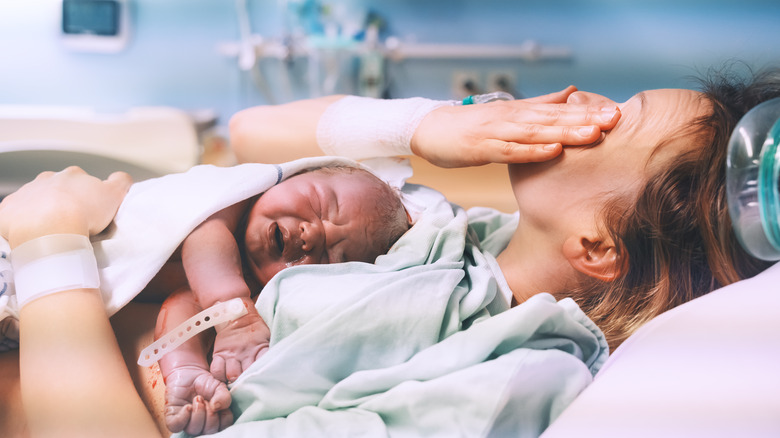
left=0, top=105, right=201, bottom=198
left=2, top=108, right=778, bottom=437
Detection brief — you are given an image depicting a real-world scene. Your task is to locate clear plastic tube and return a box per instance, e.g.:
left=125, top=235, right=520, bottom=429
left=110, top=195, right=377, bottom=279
left=460, top=91, right=515, bottom=105
left=726, top=97, right=780, bottom=260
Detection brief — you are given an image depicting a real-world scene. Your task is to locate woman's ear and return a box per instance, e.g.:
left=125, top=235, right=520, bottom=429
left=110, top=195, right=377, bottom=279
left=562, top=235, right=623, bottom=282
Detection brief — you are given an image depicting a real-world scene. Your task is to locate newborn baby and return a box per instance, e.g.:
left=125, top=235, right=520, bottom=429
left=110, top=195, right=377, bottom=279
left=149, top=165, right=410, bottom=435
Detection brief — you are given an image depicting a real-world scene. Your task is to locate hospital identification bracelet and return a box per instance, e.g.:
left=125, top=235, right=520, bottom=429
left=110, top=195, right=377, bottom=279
left=11, top=234, right=100, bottom=308
left=137, top=297, right=248, bottom=367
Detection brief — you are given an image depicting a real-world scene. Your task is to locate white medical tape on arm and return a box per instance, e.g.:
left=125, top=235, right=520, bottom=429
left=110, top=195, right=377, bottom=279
left=316, top=96, right=456, bottom=159
left=11, top=234, right=100, bottom=308
left=137, top=297, right=248, bottom=367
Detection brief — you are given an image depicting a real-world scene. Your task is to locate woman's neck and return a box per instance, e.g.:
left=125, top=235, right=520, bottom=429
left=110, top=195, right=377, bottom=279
left=496, top=221, right=576, bottom=306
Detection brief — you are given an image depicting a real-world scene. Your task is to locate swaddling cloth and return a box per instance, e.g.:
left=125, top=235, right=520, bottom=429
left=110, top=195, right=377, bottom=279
left=0, top=157, right=390, bottom=339
left=95, top=156, right=387, bottom=315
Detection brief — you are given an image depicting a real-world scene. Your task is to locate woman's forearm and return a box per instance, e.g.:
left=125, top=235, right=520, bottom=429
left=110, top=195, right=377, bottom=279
left=19, top=289, right=161, bottom=438
left=0, top=168, right=160, bottom=437
left=230, top=95, right=344, bottom=164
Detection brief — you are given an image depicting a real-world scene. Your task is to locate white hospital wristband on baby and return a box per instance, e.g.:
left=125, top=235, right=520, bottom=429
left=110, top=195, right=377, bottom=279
left=316, top=96, right=456, bottom=160
left=137, top=297, right=248, bottom=366
left=11, top=234, right=100, bottom=308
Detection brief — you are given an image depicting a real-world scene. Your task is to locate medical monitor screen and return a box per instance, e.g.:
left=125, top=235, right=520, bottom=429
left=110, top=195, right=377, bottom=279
left=62, top=0, right=120, bottom=36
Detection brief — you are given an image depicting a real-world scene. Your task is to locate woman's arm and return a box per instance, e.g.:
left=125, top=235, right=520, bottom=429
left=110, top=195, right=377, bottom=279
left=0, top=167, right=162, bottom=438
left=230, top=95, right=343, bottom=164
left=228, top=87, right=620, bottom=168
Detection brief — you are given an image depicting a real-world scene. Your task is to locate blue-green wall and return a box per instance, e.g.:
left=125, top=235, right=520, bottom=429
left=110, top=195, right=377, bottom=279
left=1, top=0, right=779, bottom=127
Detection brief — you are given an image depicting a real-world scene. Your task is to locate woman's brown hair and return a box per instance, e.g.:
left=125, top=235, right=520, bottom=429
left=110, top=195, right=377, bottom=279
left=570, top=65, right=780, bottom=350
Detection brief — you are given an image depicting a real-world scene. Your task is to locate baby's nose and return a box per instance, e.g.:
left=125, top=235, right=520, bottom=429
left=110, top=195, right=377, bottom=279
left=300, top=221, right=324, bottom=253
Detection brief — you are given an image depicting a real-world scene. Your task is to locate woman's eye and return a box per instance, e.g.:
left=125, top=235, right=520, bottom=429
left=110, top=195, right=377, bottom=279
left=274, top=224, right=285, bottom=253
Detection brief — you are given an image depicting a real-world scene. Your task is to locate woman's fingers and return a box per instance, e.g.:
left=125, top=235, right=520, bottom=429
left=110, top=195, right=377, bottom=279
left=473, top=140, right=562, bottom=164
left=107, top=170, right=133, bottom=193
left=523, top=85, right=578, bottom=104
left=0, top=167, right=133, bottom=247
left=496, top=123, right=604, bottom=145
left=497, top=101, right=621, bottom=128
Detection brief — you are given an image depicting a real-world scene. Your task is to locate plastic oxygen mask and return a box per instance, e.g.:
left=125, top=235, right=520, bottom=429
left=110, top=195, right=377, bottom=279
left=727, top=97, right=780, bottom=260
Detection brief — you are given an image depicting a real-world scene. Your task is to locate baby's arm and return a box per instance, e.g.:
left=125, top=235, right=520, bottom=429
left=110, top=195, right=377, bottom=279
left=155, top=288, right=233, bottom=435
left=181, top=201, right=252, bottom=307
left=181, top=200, right=270, bottom=383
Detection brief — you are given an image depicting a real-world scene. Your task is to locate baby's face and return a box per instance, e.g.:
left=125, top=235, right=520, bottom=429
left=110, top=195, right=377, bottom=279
left=243, top=169, right=388, bottom=285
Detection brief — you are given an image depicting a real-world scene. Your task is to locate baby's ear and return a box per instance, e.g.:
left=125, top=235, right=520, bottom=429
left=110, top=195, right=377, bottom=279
left=562, top=235, right=624, bottom=282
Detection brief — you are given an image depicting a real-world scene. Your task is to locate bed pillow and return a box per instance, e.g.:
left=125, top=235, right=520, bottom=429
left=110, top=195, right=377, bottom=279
left=541, top=262, right=780, bottom=438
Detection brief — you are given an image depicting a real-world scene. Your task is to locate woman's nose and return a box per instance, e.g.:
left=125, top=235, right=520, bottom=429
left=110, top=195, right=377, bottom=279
left=566, top=91, right=617, bottom=107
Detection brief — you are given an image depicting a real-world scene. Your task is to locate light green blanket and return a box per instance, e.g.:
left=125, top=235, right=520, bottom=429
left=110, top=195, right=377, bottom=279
left=176, top=183, right=608, bottom=437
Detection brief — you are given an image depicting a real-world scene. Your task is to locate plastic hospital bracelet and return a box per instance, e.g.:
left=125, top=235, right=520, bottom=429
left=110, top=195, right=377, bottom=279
left=11, top=234, right=100, bottom=308
left=137, top=297, right=248, bottom=366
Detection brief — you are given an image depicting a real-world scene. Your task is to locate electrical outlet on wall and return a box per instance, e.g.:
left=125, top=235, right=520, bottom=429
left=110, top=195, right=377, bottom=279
left=451, top=71, right=482, bottom=99
left=487, top=71, right=517, bottom=97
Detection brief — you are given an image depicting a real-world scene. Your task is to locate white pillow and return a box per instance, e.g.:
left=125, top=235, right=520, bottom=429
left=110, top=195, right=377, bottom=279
left=542, top=262, right=780, bottom=438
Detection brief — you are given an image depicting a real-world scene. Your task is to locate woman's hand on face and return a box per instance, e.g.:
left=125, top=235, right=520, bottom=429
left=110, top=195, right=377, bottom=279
left=0, top=166, right=132, bottom=248
left=410, top=86, right=621, bottom=168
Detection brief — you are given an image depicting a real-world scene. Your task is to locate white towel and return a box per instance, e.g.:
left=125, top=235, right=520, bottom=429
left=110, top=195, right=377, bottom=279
left=94, top=156, right=379, bottom=315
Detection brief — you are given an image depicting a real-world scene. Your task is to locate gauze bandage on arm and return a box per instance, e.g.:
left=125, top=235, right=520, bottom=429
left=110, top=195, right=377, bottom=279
left=12, top=234, right=100, bottom=308
left=316, top=96, right=456, bottom=159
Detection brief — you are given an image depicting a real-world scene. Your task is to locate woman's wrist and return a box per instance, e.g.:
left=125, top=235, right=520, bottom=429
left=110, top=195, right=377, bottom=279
left=6, top=212, right=89, bottom=250
left=11, top=234, right=100, bottom=308
left=316, top=96, right=455, bottom=160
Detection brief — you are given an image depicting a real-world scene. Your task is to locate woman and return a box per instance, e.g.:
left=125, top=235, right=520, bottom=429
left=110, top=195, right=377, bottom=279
left=230, top=66, right=780, bottom=348
left=4, top=66, right=778, bottom=436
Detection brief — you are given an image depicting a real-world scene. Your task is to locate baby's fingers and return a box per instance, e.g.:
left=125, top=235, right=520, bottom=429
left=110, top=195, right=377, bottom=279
left=164, top=404, right=192, bottom=433
left=225, top=358, right=243, bottom=384
left=201, top=403, right=223, bottom=435
left=184, top=396, right=207, bottom=436
left=209, top=381, right=232, bottom=412
left=210, top=355, right=227, bottom=383
left=219, top=407, right=235, bottom=431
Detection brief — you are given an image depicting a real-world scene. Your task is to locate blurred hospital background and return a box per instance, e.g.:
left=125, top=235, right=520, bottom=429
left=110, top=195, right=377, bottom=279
left=1, top=0, right=779, bottom=207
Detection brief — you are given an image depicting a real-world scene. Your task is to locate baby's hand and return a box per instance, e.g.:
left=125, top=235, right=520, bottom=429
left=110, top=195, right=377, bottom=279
left=164, top=364, right=233, bottom=435
left=210, top=302, right=270, bottom=383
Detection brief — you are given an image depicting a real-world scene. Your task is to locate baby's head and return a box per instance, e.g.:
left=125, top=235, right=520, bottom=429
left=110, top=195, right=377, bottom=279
left=242, top=165, right=410, bottom=285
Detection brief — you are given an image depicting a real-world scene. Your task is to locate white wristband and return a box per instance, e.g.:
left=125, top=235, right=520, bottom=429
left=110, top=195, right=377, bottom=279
left=11, top=234, right=100, bottom=308
left=137, top=297, right=248, bottom=366
left=316, top=96, right=455, bottom=160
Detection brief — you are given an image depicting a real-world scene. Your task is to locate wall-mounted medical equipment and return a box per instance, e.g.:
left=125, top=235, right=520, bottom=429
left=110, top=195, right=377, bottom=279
left=727, top=97, right=780, bottom=260
left=60, top=0, right=131, bottom=53
left=221, top=0, right=572, bottom=102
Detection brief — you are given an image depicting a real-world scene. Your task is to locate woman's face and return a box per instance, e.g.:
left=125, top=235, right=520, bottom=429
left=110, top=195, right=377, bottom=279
left=243, top=169, right=388, bottom=285
left=509, top=88, right=709, bottom=239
